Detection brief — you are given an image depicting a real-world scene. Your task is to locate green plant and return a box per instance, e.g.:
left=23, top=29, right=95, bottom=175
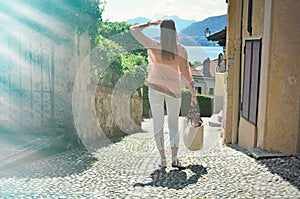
left=197, top=94, right=214, bottom=117
left=142, top=88, right=213, bottom=118
left=181, top=89, right=213, bottom=117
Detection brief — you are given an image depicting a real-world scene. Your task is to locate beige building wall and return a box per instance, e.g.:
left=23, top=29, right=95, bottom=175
left=258, top=0, right=300, bottom=154
left=214, top=73, right=226, bottom=96
left=194, top=77, right=215, bottom=95
left=226, top=0, right=300, bottom=154
left=238, top=0, right=265, bottom=149
left=214, top=73, right=226, bottom=113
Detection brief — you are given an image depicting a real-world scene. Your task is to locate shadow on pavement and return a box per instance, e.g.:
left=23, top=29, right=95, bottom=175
left=257, top=157, right=300, bottom=190
left=230, top=144, right=300, bottom=190
left=0, top=125, right=130, bottom=178
left=0, top=147, right=97, bottom=179
left=134, top=164, right=207, bottom=190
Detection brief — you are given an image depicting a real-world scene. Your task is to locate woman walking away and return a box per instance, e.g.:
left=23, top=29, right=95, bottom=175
left=130, top=19, right=196, bottom=170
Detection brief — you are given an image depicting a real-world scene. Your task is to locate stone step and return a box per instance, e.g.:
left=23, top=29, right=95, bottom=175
left=218, top=115, right=223, bottom=123
left=209, top=114, right=222, bottom=127
left=247, top=148, right=290, bottom=160
left=209, top=120, right=222, bottom=127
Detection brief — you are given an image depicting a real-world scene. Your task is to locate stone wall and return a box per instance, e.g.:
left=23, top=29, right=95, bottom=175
left=95, top=85, right=143, bottom=138
left=0, top=27, right=91, bottom=136
left=54, top=32, right=91, bottom=135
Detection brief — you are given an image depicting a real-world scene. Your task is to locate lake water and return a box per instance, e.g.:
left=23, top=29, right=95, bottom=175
left=186, top=46, right=224, bottom=63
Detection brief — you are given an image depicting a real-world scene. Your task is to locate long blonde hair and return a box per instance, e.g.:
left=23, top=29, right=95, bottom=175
left=160, top=19, right=178, bottom=60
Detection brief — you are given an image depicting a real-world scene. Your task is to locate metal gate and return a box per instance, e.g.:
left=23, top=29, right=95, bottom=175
left=0, top=32, right=55, bottom=133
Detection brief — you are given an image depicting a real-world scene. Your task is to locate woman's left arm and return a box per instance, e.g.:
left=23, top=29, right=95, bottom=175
left=130, top=20, right=161, bottom=48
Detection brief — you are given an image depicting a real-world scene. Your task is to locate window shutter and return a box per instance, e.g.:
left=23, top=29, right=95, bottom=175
left=242, top=41, right=252, bottom=120
left=249, top=40, right=261, bottom=124
left=242, top=39, right=262, bottom=125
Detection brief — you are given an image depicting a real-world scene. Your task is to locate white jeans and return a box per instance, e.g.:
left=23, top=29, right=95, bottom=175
left=148, top=88, right=181, bottom=150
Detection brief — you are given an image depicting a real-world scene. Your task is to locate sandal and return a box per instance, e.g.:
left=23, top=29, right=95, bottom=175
left=171, top=157, right=186, bottom=170
left=159, top=158, right=167, bottom=169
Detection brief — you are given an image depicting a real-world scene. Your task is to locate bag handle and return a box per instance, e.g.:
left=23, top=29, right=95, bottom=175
left=186, top=101, right=203, bottom=127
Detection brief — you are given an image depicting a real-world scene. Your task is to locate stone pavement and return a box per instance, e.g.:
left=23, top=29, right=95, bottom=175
left=0, top=133, right=61, bottom=170
left=0, top=117, right=299, bottom=198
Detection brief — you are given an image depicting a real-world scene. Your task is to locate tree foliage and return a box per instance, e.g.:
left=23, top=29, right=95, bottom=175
left=91, top=36, right=147, bottom=89
left=92, top=20, right=148, bottom=90
left=190, top=61, right=202, bottom=67
left=0, top=0, right=105, bottom=42
left=90, top=37, right=126, bottom=86
left=97, top=21, right=146, bottom=54
left=98, top=22, right=130, bottom=38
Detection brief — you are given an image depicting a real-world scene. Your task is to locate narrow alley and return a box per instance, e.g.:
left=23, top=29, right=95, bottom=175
left=0, top=117, right=299, bottom=198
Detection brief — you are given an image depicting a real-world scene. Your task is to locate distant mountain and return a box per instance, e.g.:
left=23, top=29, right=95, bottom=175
left=180, top=14, right=227, bottom=46
left=126, top=16, right=196, bottom=32
left=126, top=17, right=151, bottom=25
left=126, top=14, right=227, bottom=46
left=161, top=15, right=196, bottom=32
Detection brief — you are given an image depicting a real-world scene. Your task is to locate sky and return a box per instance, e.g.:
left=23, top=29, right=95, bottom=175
left=102, top=0, right=228, bottom=22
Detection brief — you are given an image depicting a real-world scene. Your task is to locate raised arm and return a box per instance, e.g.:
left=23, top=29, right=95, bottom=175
left=130, top=20, right=162, bottom=48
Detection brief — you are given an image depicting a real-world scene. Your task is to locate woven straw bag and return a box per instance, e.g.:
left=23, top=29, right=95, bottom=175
left=183, top=102, right=204, bottom=151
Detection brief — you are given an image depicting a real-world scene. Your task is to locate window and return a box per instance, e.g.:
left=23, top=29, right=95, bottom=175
left=209, top=88, right=214, bottom=95
left=197, top=87, right=202, bottom=94
left=248, top=0, right=253, bottom=36
left=242, top=39, right=261, bottom=125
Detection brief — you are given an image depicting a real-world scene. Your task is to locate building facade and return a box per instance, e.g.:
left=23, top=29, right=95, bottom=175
left=223, top=0, right=300, bottom=154
left=191, top=58, right=218, bottom=96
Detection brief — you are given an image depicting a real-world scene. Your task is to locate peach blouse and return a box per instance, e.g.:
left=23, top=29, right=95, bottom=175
left=130, top=26, right=193, bottom=98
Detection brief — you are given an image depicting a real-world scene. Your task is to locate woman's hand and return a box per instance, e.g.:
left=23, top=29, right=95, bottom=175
left=151, top=19, right=162, bottom=26
left=131, top=20, right=162, bottom=29
left=191, top=95, right=197, bottom=106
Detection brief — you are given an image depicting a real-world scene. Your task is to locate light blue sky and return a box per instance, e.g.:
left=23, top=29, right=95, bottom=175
left=102, top=0, right=227, bottom=22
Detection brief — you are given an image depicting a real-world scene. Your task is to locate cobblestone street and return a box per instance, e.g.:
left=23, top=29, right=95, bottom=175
left=0, top=117, right=299, bottom=198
